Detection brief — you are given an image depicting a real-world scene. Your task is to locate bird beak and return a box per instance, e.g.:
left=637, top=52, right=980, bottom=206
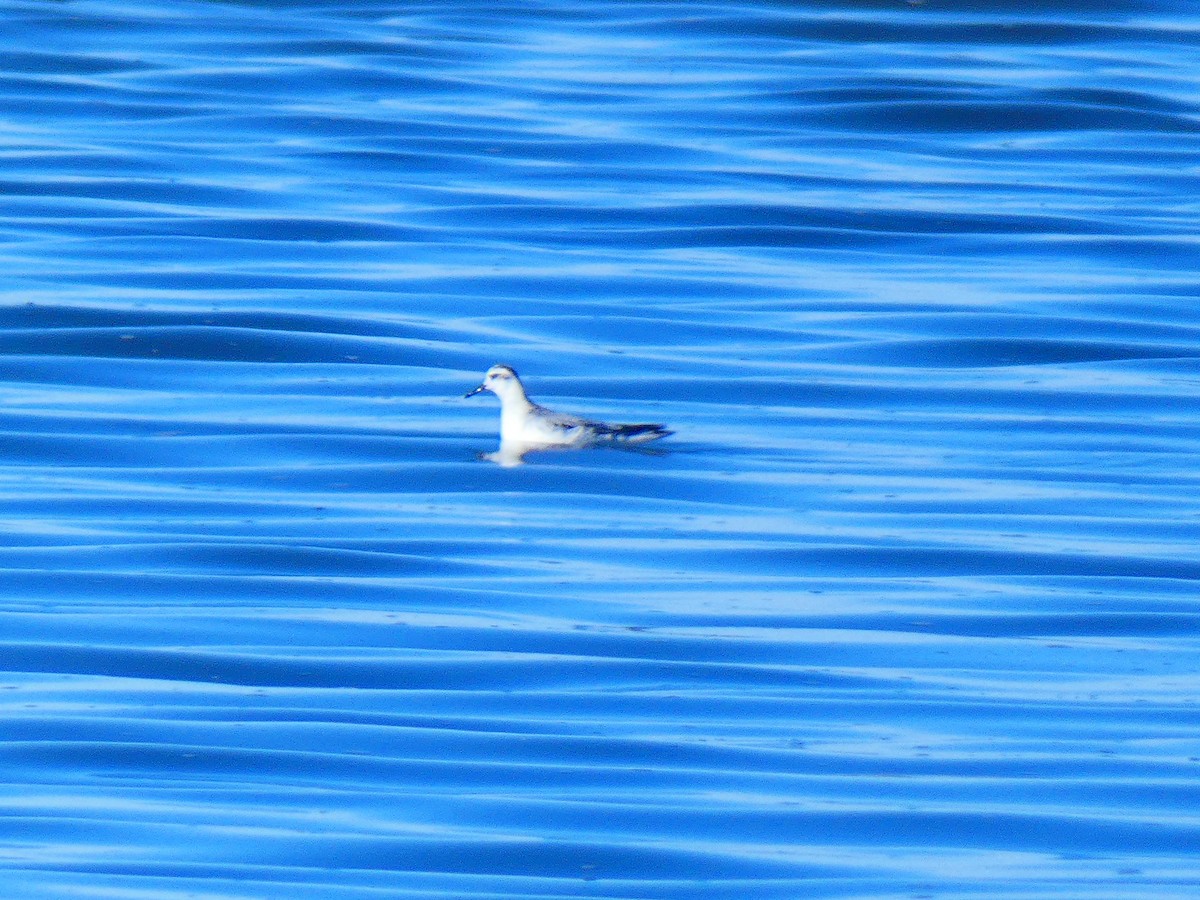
left=464, top=383, right=487, bottom=399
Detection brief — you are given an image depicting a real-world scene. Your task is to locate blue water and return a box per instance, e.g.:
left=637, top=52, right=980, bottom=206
left=2, top=1, right=1200, bottom=897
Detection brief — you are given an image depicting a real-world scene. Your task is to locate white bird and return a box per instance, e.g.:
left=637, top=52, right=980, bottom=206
left=464, top=365, right=672, bottom=456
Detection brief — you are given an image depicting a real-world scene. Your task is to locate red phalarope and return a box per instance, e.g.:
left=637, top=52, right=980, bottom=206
left=465, top=365, right=671, bottom=463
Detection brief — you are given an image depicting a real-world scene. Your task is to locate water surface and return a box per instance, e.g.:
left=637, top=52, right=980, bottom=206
left=2, top=1, right=1200, bottom=897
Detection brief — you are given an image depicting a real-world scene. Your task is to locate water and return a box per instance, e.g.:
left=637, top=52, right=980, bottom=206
left=2, top=1, right=1200, bottom=897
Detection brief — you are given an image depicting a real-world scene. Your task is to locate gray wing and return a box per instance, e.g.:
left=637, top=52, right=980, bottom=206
left=533, top=404, right=672, bottom=444
left=590, top=421, right=673, bottom=443
left=532, top=404, right=589, bottom=429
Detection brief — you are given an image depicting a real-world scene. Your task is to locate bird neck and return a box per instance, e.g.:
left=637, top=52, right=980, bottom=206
left=500, top=392, right=534, bottom=416
left=497, top=382, right=532, bottom=411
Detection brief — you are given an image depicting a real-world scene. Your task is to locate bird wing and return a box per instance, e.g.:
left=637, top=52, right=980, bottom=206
left=530, top=404, right=672, bottom=445
left=590, top=422, right=673, bottom=443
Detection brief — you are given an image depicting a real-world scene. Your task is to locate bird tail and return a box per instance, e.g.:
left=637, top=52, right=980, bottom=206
left=597, top=423, right=673, bottom=443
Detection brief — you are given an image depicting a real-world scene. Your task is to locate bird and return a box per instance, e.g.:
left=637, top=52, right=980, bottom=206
left=464, top=365, right=672, bottom=453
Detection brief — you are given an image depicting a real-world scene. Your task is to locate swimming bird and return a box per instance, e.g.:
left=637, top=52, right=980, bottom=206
left=464, top=365, right=672, bottom=450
